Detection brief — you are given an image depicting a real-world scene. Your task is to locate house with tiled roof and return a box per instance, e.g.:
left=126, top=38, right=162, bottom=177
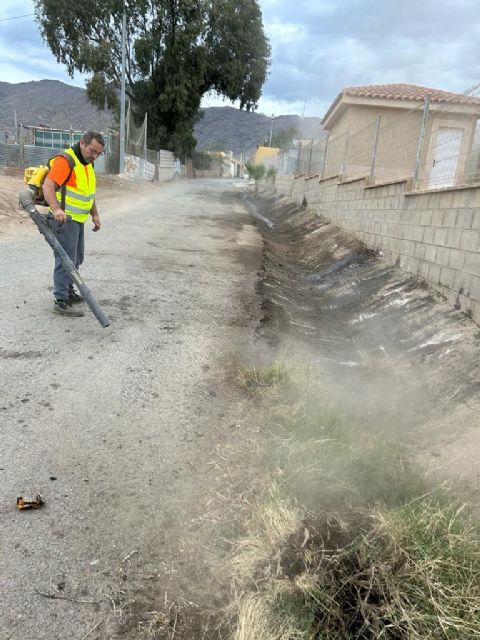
left=321, top=83, right=480, bottom=189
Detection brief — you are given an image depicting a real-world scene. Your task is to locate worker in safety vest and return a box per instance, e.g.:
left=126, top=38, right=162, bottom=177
left=43, top=131, right=105, bottom=317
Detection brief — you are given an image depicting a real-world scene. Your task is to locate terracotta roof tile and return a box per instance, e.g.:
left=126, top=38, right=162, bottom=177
left=343, top=83, right=480, bottom=104
left=323, top=83, right=480, bottom=124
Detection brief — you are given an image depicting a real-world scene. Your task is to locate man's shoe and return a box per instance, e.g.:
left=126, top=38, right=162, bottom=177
left=53, top=299, right=85, bottom=317
left=68, top=290, right=84, bottom=305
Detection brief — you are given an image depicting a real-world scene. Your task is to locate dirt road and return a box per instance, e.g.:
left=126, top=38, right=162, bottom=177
left=2, top=175, right=480, bottom=639
left=0, top=177, right=262, bottom=639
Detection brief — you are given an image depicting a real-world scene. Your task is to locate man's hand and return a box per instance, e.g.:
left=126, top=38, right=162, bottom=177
left=91, top=212, right=101, bottom=232
left=53, top=208, right=68, bottom=224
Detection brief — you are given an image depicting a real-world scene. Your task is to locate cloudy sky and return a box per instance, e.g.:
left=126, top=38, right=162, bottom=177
left=1, top=0, right=480, bottom=118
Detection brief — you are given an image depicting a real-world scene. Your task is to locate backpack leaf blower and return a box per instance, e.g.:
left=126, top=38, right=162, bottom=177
left=18, top=190, right=111, bottom=328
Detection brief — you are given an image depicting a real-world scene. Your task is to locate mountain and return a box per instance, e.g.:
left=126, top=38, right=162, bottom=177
left=0, top=80, right=113, bottom=135
left=194, top=106, right=325, bottom=158
left=0, top=80, right=325, bottom=157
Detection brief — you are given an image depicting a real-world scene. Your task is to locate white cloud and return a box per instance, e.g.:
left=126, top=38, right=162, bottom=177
left=267, top=20, right=307, bottom=42
left=0, top=0, right=86, bottom=86
left=1, top=0, right=480, bottom=119
left=259, top=0, right=480, bottom=114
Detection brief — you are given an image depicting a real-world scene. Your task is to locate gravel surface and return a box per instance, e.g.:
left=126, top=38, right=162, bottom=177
left=3, top=176, right=480, bottom=639
left=0, top=178, right=262, bottom=639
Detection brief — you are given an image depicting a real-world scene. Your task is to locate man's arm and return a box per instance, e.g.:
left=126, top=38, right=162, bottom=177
left=90, top=200, right=101, bottom=232
left=43, top=177, right=68, bottom=224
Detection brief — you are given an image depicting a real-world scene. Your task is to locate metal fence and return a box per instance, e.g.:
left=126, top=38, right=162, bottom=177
left=263, top=139, right=327, bottom=177
left=0, top=141, right=108, bottom=173
left=338, top=94, right=480, bottom=190
left=268, top=83, right=480, bottom=191
left=321, top=103, right=425, bottom=184
left=0, top=137, right=176, bottom=181
left=297, top=139, right=328, bottom=174
left=124, top=105, right=177, bottom=180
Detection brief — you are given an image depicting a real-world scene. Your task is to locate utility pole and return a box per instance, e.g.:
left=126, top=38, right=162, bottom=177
left=119, top=1, right=127, bottom=174
left=269, top=114, right=274, bottom=147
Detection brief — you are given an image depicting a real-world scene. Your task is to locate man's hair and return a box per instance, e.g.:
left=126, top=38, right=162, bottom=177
left=83, top=130, right=105, bottom=147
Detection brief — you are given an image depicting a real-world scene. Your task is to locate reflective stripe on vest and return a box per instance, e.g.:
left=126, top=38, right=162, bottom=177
left=54, top=148, right=96, bottom=223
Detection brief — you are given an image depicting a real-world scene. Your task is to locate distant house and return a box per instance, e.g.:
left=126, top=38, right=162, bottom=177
left=254, top=146, right=281, bottom=168
left=321, top=83, right=480, bottom=188
left=194, top=150, right=245, bottom=178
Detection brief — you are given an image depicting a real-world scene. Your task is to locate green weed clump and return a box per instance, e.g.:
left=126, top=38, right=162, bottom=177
left=243, top=363, right=429, bottom=512
left=230, top=489, right=480, bottom=640
left=238, top=362, right=291, bottom=390
left=229, top=362, right=480, bottom=639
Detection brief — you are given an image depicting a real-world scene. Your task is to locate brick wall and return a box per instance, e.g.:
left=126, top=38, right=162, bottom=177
left=274, top=175, right=480, bottom=323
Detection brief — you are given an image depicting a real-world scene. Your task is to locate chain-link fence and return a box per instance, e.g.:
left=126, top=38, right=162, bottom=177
left=296, top=139, right=328, bottom=174
left=266, top=84, right=480, bottom=191
left=326, top=86, right=480, bottom=190
left=0, top=115, right=178, bottom=181
left=0, top=140, right=108, bottom=174
left=125, top=104, right=177, bottom=180
left=0, top=125, right=118, bottom=174
left=415, top=89, right=480, bottom=189
left=322, top=103, right=424, bottom=184
left=262, top=139, right=327, bottom=177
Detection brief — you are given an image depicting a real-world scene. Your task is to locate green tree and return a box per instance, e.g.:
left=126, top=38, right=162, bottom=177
left=270, top=126, right=299, bottom=149
left=34, top=0, right=270, bottom=158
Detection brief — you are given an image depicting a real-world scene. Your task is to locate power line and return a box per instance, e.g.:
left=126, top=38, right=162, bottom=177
left=0, top=13, right=35, bottom=23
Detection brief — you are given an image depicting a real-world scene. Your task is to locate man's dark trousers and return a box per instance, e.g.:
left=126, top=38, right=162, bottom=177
left=49, top=217, right=85, bottom=300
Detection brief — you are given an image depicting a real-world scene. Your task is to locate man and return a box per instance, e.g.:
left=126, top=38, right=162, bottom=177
left=43, top=131, right=105, bottom=317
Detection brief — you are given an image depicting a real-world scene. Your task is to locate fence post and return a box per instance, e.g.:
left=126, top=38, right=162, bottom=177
left=153, top=150, right=160, bottom=182
left=370, top=115, right=382, bottom=179
left=413, top=96, right=430, bottom=188
left=340, top=128, right=350, bottom=176
left=322, top=135, right=330, bottom=178
left=143, top=112, right=148, bottom=178
left=295, top=142, right=302, bottom=174
left=307, top=139, right=314, bottom=175
left=19, top=125, right=24, bottom=167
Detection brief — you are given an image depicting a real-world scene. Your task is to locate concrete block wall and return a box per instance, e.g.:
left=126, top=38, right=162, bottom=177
left=274, top=175, right=480, bottom=323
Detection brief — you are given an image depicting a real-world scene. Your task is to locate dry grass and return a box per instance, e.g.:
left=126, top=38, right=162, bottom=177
left=229, top=490, right=480, bottom=639
left=227, top=361, right=480, bottom=639
left=239, top=361, right=429, bottom=512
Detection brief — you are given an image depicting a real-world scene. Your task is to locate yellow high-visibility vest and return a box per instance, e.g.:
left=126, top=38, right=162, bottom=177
left=51, top=148, right=96, bottom=223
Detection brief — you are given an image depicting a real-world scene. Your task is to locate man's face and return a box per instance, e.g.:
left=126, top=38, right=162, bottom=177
left=80, top=138, right=104, bottom=164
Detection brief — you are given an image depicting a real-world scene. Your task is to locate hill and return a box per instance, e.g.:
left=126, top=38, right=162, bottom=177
left=0, top=80, right=325, bottom=157
left=194, top=106, right=325, bottom=158
left=0, top=80, right=113, bottom=135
